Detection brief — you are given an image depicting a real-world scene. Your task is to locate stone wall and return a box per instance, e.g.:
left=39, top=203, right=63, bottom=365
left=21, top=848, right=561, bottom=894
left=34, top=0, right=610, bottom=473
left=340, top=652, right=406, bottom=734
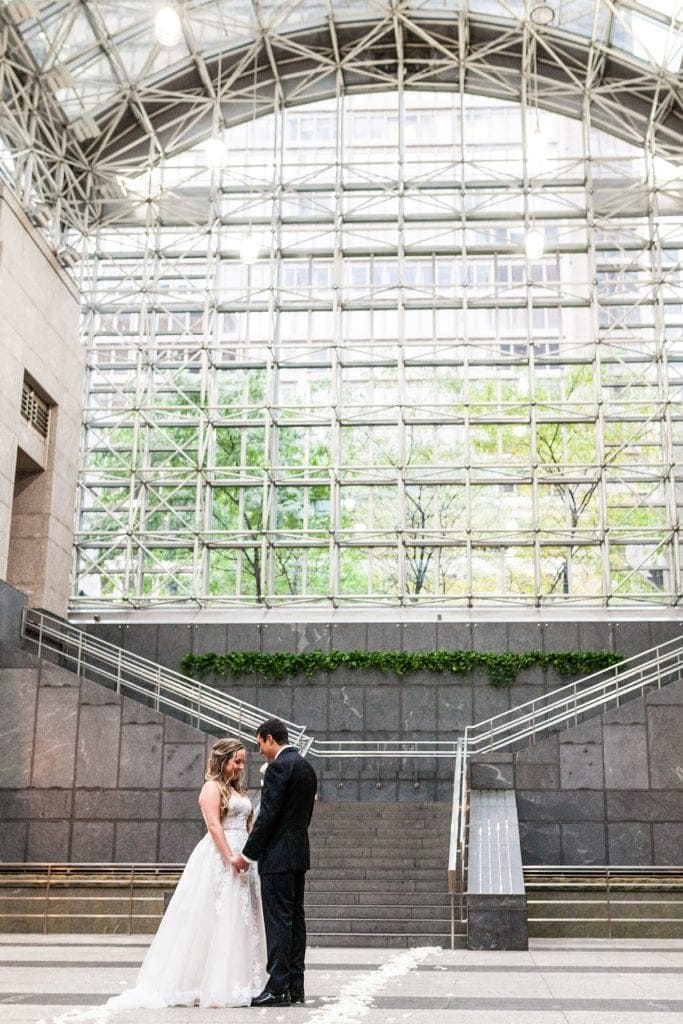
left=2, top=604, right=682, bottom=863
left=0, top=647, right=230, bottom=864
left=472, top=680, right=683, bottom=866
left=0, top=183, right=83, bottom=616
left=86, top=618, right=683, bottom=803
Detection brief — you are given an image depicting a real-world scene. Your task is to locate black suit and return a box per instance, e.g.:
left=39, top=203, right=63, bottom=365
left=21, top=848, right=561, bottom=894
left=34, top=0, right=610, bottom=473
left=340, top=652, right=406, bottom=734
left=242, top=746, right=317, bottom=996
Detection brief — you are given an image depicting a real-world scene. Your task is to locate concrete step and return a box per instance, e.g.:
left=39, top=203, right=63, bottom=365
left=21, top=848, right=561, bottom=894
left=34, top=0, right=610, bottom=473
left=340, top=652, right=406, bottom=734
left=310, top=932, right=462, bottom=948
left=306, top=801, right=454, bottom=946
left=309, top=856, right=446, bottom=870
left=307, top=867, right=446, bottom=882
left=0, top=802, right=455, bottom=946
left=305, top=902, right=451, bottom=920
left=310, top=832, right=449, bottom=846
left=307, top=915, right=450, bottom=935
left=306, top=890, right=450, bottom=905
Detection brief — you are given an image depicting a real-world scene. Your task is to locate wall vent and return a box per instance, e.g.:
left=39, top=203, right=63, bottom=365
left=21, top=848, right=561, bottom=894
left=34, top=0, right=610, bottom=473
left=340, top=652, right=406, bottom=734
left=21, top=380, right=50, bottom=439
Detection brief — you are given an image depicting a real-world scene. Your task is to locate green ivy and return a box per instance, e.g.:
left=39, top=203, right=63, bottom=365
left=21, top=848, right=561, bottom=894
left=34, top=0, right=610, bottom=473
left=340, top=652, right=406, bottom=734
left=180, top=648, right=622, bottom=688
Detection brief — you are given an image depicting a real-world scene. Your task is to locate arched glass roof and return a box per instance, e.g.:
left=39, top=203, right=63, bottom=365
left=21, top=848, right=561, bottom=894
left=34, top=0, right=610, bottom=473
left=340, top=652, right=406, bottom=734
left=0, top=1, right=681, bottom=232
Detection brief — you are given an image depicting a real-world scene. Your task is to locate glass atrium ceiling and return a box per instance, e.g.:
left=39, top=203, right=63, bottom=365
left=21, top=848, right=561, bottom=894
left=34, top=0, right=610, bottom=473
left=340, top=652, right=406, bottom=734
left=1, top=0, right=682, bottom=232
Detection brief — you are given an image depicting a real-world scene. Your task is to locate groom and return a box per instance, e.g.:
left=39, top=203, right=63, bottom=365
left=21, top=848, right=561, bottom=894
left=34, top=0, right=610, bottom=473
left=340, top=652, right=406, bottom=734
left=233, top=717, right=318, bottom=1008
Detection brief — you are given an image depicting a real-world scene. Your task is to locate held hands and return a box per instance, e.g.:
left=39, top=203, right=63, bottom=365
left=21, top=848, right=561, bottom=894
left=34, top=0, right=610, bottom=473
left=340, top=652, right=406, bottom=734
left=231, top=853, right=250, bottom=874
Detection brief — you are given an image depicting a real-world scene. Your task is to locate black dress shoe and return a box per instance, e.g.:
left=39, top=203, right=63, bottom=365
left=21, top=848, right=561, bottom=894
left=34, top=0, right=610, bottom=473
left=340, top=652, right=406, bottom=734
left=289, top=991, right=305, bottom=1004
left=250, top=989, right=291, bottom=1007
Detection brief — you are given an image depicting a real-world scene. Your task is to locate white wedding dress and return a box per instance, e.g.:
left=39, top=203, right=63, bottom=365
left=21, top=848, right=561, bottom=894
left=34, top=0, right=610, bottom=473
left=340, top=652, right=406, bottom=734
left=106, top=793, right=267, bottom=1009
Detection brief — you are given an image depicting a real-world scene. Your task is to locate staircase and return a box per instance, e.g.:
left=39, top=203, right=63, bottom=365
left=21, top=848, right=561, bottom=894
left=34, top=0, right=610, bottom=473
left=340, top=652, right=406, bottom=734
left=306, top=802, right=463, bottom=948
left=0, top=805, right=462, bottom=947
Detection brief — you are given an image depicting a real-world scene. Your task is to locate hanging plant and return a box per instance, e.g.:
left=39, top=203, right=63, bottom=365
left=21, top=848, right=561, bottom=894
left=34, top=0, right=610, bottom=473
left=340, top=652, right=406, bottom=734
left=180, top=649, right=622, bottom=688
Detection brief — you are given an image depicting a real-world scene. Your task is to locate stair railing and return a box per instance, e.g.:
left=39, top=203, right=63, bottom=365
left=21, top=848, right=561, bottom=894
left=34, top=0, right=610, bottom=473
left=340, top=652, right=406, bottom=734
left=447, top=736, right=468, bottom=948
left=447, top=633, right=683, bottom=942
left=21, top=607, right=311, bottom=752
left=20, top=607, right=458, bottom=759
left=21, top=607, right=683, bottom=947
left=466, top=634, right=683, bottom=756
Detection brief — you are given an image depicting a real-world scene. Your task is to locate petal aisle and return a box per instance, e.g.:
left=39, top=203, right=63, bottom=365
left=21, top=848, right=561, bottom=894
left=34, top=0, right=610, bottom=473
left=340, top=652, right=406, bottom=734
left=304, top=946, right=440, bottom=1024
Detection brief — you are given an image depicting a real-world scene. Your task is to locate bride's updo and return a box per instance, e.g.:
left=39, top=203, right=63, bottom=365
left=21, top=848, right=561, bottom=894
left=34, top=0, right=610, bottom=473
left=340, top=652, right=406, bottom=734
left=205, top=737, right=247, bottom=813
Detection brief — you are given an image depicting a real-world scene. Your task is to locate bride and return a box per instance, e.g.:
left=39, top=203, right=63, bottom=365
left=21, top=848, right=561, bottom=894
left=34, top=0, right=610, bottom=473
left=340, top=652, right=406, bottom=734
left=106, top=737, right=267, bottom=1008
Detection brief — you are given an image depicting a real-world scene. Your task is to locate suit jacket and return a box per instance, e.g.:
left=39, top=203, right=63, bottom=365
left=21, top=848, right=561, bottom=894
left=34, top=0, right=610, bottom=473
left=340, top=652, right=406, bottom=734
left=242, top=746, right=317, bottom=874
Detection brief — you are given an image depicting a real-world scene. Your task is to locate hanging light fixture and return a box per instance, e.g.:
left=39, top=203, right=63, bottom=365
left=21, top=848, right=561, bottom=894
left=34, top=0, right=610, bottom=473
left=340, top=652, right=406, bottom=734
left=154, top=6, right=183, bottom=47
left=525, top=227, right=544, bottom=261
left=529, top=3, right=555, bottom=26
left=205, top=137, right=228, bottom=171
left=527, top=118, right=545, bottom=163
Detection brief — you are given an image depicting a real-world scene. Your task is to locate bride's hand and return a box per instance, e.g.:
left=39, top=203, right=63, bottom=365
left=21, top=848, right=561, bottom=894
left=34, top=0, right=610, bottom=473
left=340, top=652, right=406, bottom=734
left=231, top=853, right=249, bottom=874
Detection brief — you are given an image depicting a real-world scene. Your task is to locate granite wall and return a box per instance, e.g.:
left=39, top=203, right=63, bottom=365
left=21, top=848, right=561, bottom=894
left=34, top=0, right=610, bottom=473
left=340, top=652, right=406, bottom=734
left=85, top=618, right=683, bottom=803
left=472, top=679, right=683, bottom=866
left=0, top=646, right=231, bottom=864
left=2, top=608, right=682, bottom=863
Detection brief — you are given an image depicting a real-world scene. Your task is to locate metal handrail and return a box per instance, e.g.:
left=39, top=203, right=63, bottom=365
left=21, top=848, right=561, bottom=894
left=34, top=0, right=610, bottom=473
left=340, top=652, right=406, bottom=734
left=446, top=737, right=467, bottom=947
left=19, top=608, right=457, bottom=760
left=311, top=739, right=458, bottom=758
left=446, top=633, right=683, bottom=938
left=21, top=607, right=311, bottom=752
left=524, top=865, right=683, bottom=939
left=467, top=635, right=683, bottom=754
left=18, top=608, right=683, bottom=944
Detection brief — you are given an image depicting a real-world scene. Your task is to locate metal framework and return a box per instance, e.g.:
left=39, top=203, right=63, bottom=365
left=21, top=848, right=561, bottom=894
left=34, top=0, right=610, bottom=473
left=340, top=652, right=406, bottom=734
left=0, top=1, right=681, bottom=609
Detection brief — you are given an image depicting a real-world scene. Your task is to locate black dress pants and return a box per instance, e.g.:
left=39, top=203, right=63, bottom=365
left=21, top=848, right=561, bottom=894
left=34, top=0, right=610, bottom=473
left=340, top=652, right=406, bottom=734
left=260, top=871, right=307, bottom=996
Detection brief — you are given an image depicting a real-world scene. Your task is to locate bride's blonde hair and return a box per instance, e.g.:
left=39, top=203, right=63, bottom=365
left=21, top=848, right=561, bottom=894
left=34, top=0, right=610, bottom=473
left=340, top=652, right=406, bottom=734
left=205, top=737, right=247, bottom=813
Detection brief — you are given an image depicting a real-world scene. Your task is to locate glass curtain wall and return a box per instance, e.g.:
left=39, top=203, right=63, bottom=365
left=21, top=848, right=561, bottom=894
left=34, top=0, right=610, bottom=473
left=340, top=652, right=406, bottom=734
left=75, top=89, right=683, bottom=608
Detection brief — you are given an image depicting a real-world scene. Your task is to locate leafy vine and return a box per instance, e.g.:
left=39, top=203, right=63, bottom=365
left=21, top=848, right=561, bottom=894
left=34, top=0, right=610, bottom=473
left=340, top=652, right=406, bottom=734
left=180, top=649, right=621, bottom=688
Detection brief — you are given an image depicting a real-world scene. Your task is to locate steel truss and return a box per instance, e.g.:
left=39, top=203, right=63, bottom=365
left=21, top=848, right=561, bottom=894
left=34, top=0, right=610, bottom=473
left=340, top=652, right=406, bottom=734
left=0, top=2, right=681, bottom=607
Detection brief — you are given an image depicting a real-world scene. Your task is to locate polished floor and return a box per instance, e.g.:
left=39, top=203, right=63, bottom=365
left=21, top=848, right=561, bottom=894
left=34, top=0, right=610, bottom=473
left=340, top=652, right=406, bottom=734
left=0, top=935, right=681, bottom=1024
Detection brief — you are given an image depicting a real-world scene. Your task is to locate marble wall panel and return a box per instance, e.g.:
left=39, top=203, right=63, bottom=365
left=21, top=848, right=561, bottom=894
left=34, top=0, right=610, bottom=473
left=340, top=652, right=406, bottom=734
left=115, top=821, right=160, bottom=862
left=608, top=822, right=653, bottom=864
left=71, top=820, right=115, bottom=861
left=31, top=686, right=78, bottom=788
left=560, top=821, right=607, bottom=864
left=75, top=705, right=121, bottom=788
left=0, top=669, right=38, bottom=786
left=27, top=820, right=70, bottom=860
left=0, top=820, right=27, bottom=859
left=162, top=743, right=206, bottom=789
left=159, top=821, right=204, bottom=861
left=118, top=724, right=163, bottom=788
left=652, top=822, right=683, bottom=865
left=603, top=724, right=649, bottom=790
left=647, top=705, right=683, bottom=789
left=559, top=742, right=605, bottom=790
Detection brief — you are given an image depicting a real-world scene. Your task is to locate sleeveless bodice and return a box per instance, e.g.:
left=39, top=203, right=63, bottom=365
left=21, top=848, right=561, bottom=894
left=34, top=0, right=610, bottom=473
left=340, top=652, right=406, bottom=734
left=222, top=793, right=252, bottom=832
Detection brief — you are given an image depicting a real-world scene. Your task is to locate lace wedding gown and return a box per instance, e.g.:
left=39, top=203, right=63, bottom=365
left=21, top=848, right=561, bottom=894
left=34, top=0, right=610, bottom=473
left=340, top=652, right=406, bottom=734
left=106, top=793, right=267, bottom=1009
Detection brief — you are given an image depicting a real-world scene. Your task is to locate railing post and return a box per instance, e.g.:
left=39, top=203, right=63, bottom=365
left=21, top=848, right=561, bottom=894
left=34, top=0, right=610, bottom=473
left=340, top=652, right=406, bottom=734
left=116, top=647, right=123, bottom=695
left=128, top=865, right=136, bottom=935
left=606, top=867, right=612, bottom=940
left=450, top=891, right=455, bottom=951
left=155, top=667, right=161, bottom=712
left=43, top=863, right=52, bottom=935
left=76, top=631, right=83, bottom=679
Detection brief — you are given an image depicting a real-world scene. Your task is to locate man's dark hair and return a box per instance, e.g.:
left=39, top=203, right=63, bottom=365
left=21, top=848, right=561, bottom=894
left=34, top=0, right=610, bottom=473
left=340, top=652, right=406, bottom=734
left=256, top=717, right=289, bottom=746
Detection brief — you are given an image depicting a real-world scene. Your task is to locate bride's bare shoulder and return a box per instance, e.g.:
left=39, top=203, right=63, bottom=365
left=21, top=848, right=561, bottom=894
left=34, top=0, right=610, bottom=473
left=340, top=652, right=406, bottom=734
left=198, top=779, right=221, bottom=803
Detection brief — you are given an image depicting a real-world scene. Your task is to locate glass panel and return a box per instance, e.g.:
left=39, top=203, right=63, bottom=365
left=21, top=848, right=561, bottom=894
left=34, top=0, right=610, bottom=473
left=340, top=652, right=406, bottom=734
left=74, top=88, right=682, bottom=607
